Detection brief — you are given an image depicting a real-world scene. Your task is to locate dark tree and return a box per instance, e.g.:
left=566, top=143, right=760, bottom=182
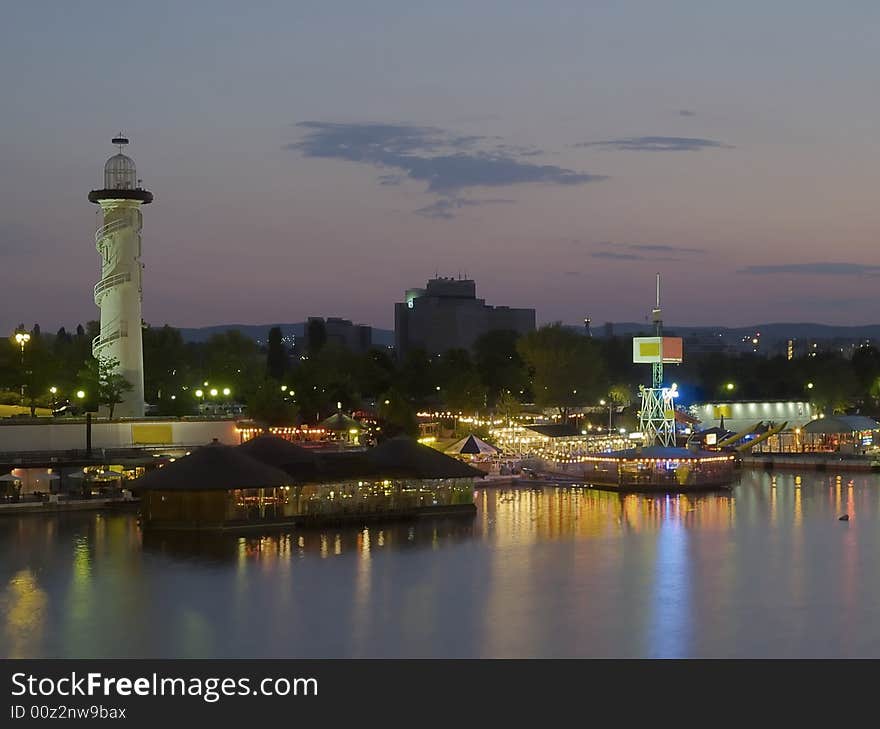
left=306, top=319, right=327, bottom=354
left=517, top=323, right=606, bottom=421
left=473, top=329, right=528, bottom=405
left=266, top=326, right=287, bottom=380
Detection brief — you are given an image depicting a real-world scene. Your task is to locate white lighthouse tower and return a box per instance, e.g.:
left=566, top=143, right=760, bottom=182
left=88, top=136, right=153, bottom=418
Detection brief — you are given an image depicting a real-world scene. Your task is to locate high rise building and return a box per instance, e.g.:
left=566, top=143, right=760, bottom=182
left=88, top=136, right=152, bottom=417
left=394, top=277, right=535, bottom=355
left=300, top=317, right=373, bottom=354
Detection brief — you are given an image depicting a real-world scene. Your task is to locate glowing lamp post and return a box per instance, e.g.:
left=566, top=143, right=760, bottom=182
left=14, top=331, right=30, bottom=404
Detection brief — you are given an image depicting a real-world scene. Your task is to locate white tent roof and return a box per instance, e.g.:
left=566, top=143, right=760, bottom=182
left=444, top=434, right=501, bottom=455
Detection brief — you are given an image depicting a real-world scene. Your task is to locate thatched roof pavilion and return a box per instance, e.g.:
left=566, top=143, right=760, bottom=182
left=365, top=436, right=485, bottom=479
left=131, top=444, right=291, bottom=492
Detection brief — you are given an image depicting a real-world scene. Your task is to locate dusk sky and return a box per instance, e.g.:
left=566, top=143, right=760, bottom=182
left=3, top=1, right=879, bottom=335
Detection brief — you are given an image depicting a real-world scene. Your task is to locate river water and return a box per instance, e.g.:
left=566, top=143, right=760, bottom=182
left=2, top=470, right=878, bottom=658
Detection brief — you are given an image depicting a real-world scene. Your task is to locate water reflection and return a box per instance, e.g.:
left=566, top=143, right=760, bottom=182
left=1, top=570, right=47, bottom=658
left=4, top=471, right=880, bottom=658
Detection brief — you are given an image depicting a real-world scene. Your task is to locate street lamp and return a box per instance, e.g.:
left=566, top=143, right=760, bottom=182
left=49, top=386, right=58, bottom=410
left=14, top=332, right=30, bottom=404
left=222, top=387, right=231, bottom=397
left=599, top=399, right=612, bottom=433
left=725, top=382, right=735, bottom=392
left=76, top=390, right=85, bottom=400
left=806, top=382, right=814, bottom=390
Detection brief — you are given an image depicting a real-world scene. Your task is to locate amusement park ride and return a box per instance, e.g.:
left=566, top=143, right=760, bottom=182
left=634, top=274, right=683, bottom=447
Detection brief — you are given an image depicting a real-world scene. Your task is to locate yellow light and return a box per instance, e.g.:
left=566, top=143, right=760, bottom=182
left=726, top=383, right=734, bottom=390
left=49, top=386, right=57, bottom=394
left=223, top=387, right=231, bottom=396
left=76, top=390, right=85, bottom=399
left=209, top=388, right=218, bottom=397
left=195, top=389, right=204, bottom=397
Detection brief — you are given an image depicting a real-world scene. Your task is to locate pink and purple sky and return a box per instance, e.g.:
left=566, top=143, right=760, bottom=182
left=2, top=1, right=879, bottom=334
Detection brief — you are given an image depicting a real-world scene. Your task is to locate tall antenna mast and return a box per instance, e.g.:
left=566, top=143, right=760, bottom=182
left=651, top=273, right=663, bottom=389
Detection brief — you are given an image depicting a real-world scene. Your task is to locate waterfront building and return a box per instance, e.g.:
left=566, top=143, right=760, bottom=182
left=752, top=414, right=880, bottom=454
left=689, top=400, right=814, bottom=434
left=88, top=136, right=153, bottom=417
left=394, top=277, right=535, bottom=355
left=574, top=447, right=736, bottom=491
left=134, top=436, right=481, bottom=530
left=0, top=417, right=240, bottom=497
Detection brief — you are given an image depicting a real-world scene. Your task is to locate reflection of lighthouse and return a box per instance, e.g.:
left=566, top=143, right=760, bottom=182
left=88, top=136, right=153, bottom=418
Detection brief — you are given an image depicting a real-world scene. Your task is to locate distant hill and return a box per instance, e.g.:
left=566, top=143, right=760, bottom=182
left=591, top=322, right=880, bottom=341
left=174, top=320, right=877, bottom=349
left=176, top=322, right=394, bottom=347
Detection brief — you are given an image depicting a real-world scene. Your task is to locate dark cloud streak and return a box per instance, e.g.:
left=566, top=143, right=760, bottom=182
left=290, top=121, right=607, bottom=200
left=414, top=197, right=515, bottom=220
left=739, top=263, right=880, bottom=276
left=577, top=136, right=731, bottom=152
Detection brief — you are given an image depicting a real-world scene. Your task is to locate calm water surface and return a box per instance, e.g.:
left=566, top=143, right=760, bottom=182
left=2, top=470, right=879, bottom=658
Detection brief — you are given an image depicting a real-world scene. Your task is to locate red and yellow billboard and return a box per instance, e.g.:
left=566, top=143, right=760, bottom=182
left=632, top=337, right=683, bottom=364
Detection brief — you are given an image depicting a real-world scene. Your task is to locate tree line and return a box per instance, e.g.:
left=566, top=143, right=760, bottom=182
left=2, top=321, right=879, bottom=433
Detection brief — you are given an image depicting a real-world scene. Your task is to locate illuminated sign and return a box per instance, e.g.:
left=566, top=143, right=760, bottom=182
left=632, top=337, right=683, bottom=364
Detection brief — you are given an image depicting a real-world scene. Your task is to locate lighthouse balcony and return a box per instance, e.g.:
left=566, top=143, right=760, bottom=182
left=88, top=188, right=153, bottom=204
left=94, top=272, right=133, bottom=305
left=92, top=321, right=129, bottom=356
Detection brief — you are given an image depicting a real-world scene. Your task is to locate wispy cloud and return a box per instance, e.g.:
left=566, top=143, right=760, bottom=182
left=776, top=295, right=879, bottom=310
left=289, top=121, right=607, bottom=217
left=414, top=197, right=514, bottom=220
left=378, top=174, right=404, bottom=186
left=576, top=136, right=732, bottom=152
left=603, top=242, right=705, bottom=254
left=592, top=241, right=705, bottom=260
left=591, top=251, right=645, bottom=261
left=739, top=263, right=880, bottom=276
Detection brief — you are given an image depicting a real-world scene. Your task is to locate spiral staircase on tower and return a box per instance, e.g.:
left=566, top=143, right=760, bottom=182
left=92, top=218, right=136, bottom=358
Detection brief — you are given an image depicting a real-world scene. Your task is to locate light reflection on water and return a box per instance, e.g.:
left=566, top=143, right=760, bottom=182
left=2, top=470, right=880, bottom=658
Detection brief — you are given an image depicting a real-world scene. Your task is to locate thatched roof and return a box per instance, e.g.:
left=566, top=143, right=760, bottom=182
left=804, top=415, right=880, bottom=434
left=366, top=436, right=484, bottom=479
left=238, top=434, right=317, bottom=467
left=602, top=446, right=726, bottom=460
left=131, top=444, right=292, bottom=491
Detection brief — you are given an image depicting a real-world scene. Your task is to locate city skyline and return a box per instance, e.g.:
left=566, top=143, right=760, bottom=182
left=3, top=1, right=880, bottom=335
